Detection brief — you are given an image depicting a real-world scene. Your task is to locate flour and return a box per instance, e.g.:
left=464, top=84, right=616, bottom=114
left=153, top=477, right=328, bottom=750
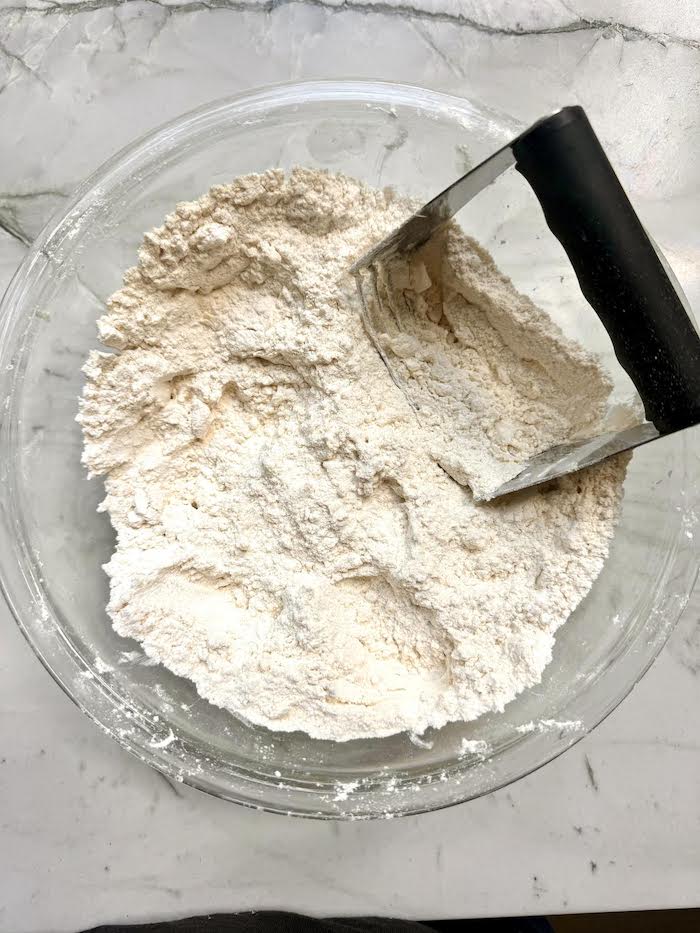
left=365, top=232, right=615, bottom=500
left=79, top=168, right=626, bottom=742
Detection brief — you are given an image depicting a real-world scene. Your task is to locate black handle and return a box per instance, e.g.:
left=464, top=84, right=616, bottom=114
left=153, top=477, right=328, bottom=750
left=513, top=105, right=700, bottom=434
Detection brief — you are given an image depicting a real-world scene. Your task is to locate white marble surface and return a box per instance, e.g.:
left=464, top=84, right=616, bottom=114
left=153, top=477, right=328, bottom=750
left=1, top=1, right=699, bottom=929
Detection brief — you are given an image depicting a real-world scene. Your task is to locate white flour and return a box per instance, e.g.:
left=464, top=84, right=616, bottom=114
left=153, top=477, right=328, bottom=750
left=79, top=169, right=626, bottom=742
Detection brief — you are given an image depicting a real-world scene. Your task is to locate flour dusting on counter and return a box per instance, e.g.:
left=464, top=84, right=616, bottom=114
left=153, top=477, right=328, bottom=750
left=79, top=169, right=626, bottom=742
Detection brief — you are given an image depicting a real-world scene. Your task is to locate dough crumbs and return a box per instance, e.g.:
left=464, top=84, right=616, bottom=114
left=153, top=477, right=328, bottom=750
left=78, top=169, right=626, bottom=742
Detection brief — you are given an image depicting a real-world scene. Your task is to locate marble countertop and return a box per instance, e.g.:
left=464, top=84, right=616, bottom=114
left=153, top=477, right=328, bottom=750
left=1, top=1, right=699, bottom=930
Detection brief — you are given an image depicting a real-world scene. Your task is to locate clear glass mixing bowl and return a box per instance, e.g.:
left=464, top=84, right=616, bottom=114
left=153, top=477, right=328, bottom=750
left=0, top=81, right=697, bottom=819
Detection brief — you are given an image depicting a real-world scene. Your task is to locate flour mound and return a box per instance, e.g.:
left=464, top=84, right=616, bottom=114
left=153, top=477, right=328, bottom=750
left=79, top=169, right=625, bottom=742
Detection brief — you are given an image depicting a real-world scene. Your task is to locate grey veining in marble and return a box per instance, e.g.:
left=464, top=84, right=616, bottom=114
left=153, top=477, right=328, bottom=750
left=0, top=1, right=699, bottom=931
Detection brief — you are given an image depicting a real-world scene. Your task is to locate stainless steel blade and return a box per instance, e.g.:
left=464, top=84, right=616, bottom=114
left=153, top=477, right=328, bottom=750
left=350, top=143, right=516, bottom=273
left=351, top=107, right=698, bottom=500
left=479, top=422, right=660, bottom=501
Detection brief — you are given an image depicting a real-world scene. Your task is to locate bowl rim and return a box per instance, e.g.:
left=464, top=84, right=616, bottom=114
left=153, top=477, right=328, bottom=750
left=24, top=78, right=525, bottom=262
left=0, top=78, right=697, bottom=819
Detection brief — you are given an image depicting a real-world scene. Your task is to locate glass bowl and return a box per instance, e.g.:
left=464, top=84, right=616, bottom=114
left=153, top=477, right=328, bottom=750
left=0, top=80, right=697, bottom=819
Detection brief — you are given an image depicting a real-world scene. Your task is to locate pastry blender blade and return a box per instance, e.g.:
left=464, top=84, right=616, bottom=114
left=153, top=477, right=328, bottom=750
left=351, top=106, right=700, bottom=500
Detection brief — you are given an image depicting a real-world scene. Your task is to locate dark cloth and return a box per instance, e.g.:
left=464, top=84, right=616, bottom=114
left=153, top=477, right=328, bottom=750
left=84, top=909, right=554, bottom=933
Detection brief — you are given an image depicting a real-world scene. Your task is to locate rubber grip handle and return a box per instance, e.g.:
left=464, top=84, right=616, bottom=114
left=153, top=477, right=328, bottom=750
left=513, top=106, right=700, bottom=434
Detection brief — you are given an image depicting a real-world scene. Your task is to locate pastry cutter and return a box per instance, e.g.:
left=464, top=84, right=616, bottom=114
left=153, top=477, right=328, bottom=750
left=351, top=106, right=700, bottom=500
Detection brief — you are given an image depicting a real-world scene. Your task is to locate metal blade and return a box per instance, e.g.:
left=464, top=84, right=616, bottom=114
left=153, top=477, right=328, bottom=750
left=479, top=421, right=660, bottom=501
left=350, top=109, right=689, bottom=499
left=350, top=143, right=516, bottom=273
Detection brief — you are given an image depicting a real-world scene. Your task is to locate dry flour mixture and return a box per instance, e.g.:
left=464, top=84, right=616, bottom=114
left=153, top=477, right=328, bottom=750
left=79, top=169, right=626, bottom=742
